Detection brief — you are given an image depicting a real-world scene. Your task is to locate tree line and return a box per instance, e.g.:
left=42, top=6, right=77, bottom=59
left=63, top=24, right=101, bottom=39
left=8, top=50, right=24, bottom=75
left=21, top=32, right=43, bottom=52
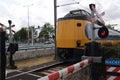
left=13, top=22, right=54, bottom=43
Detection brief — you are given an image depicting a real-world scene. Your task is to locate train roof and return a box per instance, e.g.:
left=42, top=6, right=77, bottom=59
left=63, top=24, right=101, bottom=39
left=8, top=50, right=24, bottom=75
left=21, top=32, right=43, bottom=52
left=65, top=9, right=91, bottom=17
left=58, top=9, right=104, bottom=26
left=58, top=9, right=91, bottom=21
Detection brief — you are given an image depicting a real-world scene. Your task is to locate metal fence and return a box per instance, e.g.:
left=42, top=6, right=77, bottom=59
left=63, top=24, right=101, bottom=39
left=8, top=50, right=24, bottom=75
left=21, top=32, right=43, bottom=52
left=6, top=43, right=55, bottom=51
left=18, top=45, right=54, bottom=51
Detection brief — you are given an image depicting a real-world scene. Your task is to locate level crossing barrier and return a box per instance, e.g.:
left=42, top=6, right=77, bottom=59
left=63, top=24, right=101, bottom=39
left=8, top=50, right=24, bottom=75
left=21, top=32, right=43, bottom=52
left=37, top=58, right=92, bottom=80
left=105, top=59, right=120, bottom=80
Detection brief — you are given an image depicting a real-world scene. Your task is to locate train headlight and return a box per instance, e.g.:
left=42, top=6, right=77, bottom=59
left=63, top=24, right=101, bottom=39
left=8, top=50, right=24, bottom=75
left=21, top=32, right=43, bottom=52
left=76, top=40, right=81, bottom=47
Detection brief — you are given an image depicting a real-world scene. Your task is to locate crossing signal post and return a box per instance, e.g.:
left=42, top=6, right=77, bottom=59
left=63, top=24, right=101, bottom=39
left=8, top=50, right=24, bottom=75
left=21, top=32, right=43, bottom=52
left=83, top=4, right=109, bottom=80
left=7, top=20, right=18, bottom=69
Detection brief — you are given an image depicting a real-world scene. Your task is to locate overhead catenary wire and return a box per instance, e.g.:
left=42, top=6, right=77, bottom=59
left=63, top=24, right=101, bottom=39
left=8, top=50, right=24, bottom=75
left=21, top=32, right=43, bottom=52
left=57, top=2, right=79, bottom=7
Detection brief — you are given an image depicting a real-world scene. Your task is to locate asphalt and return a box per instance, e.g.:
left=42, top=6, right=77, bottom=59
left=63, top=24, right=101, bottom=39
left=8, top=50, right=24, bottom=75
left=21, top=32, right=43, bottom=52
left=6, top=69, right=41, bottom=80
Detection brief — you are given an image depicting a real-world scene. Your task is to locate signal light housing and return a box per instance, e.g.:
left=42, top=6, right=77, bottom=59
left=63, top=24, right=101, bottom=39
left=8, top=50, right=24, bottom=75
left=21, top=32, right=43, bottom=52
left=98, top=27, right=109, bottom=39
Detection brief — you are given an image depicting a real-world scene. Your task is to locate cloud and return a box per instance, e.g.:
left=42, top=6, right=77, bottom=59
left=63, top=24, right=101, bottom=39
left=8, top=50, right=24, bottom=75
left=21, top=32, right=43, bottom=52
left=0, top=0, right=120, bottom=31
left=105, top=4, right=120, bottom=20
left=0, top=0, right=55, bottom=31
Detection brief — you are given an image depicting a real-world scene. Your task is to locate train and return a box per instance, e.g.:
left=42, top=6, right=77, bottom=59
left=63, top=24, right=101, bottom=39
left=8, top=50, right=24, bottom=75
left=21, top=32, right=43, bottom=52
left=56, top=9, right=120, bottom=62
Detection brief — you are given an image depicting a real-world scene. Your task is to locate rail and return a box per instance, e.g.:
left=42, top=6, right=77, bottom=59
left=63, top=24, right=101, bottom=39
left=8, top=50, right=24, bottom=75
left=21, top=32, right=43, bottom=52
left=37, top=58, right=92, bottom=80
left=6, top=61, right=63, bottom=80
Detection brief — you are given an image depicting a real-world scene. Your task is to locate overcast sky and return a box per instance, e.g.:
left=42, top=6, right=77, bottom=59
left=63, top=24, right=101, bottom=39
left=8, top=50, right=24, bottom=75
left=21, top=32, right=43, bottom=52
left=0, top=0, right=120, bottom=31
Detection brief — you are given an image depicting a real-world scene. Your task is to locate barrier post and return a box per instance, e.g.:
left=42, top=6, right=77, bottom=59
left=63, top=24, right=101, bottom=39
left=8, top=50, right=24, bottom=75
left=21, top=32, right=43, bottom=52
left=0, top=31, right=6, bottom=80
left=84, top=42, right=105, bottom=80
left=83, top=4, right=106, bottom=80
left=105, top=59, right=120, bottom=80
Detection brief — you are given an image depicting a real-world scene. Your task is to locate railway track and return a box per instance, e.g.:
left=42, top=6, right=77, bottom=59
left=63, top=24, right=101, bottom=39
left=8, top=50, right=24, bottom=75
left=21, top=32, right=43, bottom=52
left=6, top=61, right=72, bottom=80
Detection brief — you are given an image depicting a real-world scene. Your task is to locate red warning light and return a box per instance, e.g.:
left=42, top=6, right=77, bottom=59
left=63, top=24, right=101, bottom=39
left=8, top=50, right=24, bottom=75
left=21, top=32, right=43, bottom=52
left=98, top=27, right=109, bottom=39
left=101, top=31, right=106, bottom=36
left=11, top=25, right=15, bottom=27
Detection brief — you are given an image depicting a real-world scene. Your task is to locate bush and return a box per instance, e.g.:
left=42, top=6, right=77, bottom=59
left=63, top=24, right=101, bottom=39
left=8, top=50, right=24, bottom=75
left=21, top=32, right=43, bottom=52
left=103, top=42, right=112, bottom=47
left=103, top=45, right=120, bottom=59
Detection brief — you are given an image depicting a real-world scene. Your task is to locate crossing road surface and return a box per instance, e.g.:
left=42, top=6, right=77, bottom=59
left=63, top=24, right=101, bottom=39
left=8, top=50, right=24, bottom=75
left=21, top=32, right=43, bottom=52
left=6, top=69, right=41, bottom=80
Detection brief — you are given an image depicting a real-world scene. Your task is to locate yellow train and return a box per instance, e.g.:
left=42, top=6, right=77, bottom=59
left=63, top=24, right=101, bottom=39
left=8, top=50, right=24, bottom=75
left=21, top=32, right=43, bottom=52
left=56, top=9, right=120, bottom=61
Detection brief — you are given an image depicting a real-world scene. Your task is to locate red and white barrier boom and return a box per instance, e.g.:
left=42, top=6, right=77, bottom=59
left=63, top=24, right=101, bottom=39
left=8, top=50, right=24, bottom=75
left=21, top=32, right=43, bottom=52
left=106, top=66, right=120, bottom=80
left=0, top=22, right=15, bottom=34
left=105, top=59, right=120, bottom=80
left=37, top=58, right=92, bottom=80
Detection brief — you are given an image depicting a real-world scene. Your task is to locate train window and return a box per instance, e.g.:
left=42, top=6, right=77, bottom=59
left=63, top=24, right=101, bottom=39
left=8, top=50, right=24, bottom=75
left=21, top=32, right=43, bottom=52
left=86, top=12, right=91, bottom=16
left=77, top=23, right=81, bottom=27
left=62, top=9, right=91, bottom=20
left=81, top=11, right=86, bottom=15
left=70, top=11, right=82, bottom=15
left=64, top=13, right=73, bottom=17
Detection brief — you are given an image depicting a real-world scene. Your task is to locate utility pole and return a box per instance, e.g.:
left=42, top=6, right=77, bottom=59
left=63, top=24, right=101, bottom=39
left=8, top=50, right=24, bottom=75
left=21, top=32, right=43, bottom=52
left=54, top=0, right=57, bottom=59
left=54, top=0, right=79, bottom=60
left=57, top=2, right=79, bottom=7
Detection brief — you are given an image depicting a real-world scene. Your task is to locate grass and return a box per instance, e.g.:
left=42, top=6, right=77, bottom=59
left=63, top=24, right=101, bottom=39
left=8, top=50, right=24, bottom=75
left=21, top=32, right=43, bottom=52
left=15, top=54, right=55, bottom=69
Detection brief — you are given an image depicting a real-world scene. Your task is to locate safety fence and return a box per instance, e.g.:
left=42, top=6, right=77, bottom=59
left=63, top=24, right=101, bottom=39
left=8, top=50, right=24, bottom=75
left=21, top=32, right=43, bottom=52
left=13, top=48, right=54, bottom=60
left=7, top=45, right=55, bottom=51
left=37, top=58, right=92, bottom=80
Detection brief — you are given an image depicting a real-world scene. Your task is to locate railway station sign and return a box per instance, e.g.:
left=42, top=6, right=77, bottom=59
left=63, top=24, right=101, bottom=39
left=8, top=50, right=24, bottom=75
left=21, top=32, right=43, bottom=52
left=105, top=59, right=120, bottom=66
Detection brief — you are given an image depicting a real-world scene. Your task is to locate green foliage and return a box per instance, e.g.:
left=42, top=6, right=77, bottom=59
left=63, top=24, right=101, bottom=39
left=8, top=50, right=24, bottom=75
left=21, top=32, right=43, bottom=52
left=106, top=24, right=113, bottom=29
left=14, top=22, right=54, bottom=42
left=103, top=42, right=112, bottom=47
left=103, top=44, right=120, bottom=59
left=39, top=22, right=54, bottom=40
left=14, top=28, right=28, bottom=42
left=96, top=44, right=120, bottom=79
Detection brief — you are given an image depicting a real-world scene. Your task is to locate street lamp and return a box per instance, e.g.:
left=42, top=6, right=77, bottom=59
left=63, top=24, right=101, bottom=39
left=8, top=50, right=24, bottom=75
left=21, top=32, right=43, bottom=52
left=24, top=4, right=33, bottom=45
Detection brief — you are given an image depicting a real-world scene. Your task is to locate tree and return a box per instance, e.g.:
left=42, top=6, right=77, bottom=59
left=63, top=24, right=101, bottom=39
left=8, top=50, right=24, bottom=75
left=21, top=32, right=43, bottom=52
left=14, top=28, right=28, bottom=42
left=106, top=24, right=117, bottom=30
left=39, top=23, right=54, bottom=41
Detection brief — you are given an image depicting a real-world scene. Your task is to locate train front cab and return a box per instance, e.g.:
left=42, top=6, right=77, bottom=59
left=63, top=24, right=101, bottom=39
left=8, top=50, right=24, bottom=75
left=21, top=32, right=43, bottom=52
left=56, top=19, right=90, bottom=62
left=55, top=9, right=92, bottom=62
